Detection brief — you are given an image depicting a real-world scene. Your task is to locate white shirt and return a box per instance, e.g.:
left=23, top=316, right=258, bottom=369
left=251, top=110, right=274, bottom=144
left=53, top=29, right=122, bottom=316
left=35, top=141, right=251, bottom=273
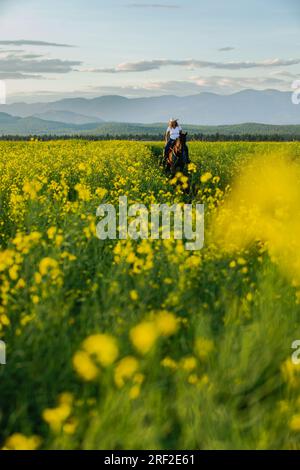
left=167, top=125, right=182, bottom=140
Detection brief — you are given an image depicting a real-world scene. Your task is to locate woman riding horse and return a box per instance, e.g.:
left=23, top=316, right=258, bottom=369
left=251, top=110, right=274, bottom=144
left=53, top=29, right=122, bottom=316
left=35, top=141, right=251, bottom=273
left=164, top=119, right=190, bottom=173
left=164, top=118, right=182, bottom=159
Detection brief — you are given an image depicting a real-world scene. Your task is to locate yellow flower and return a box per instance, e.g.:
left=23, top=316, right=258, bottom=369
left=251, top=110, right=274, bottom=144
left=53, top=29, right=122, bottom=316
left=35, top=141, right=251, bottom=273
left=161, top=357, right=178, bottom=369
left=20, top=314, right=34, bottom=327
left=16, top=278, right=26, bottom=289
left=0, top=249, right=14, bottom=271
left=154, top=311, right=179, bottom=337
left=61, top=251, right=77, bottom=262
left=195, top=338, right=214, bottom=360
left=129, top=385, right=141, bottom=400
left=23, top=180, right=42, bottom=200
left=200, top=172, right=212, bottom=184
left=281, top=358, right=300, bottom=389
left=289, top=414, right=300, bottom=431
left=180, top=356, right=197, bottom=371
left=8, top=265, right=19, bottom=281
left=185, top=255, right=201, bottom=269
left=47, top=226, right=56, bottom=240
left=59, top=392, right=74, bottom=406
left=32, top=295, right=40, bottom=305
left=187, top=163, right=197, bottom=173
left=78, top=162, right=86, bottom=172
left=39, top=257, right=59, bottom=276
left=3, top=433, right=41, bottom=450
left=133, top=373, right=144, bottom=384
left=213, top=176, right=220, bottom=184
left=75, top=183, right=91, bottom=201
left=43, top=403, right=71, bottom=433
left=96, top=187, right=108, bottom=199
left=1, top=314, right=10, bottom=326
left=114, top=356, right=139, bottom=388
left=199, top=374, right=210, bottom=387
left=130, top=321, right=158, bottom=355
left=73, top=350, right=99, bottom=381
left=130, top=290, right=139, bottom=301
left=55, top=234, right=63, bottom=247
left=34, top=272, right=42, bottom=284
left=83, top=334, right=119, bottom=367
left=188, top=374, right=198, bottom=385
left=63, top=419, right=78, bottom=435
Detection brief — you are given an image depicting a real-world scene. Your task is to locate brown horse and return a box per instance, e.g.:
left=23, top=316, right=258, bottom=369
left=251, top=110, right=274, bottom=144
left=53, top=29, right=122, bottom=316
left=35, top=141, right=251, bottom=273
left=165, top=132, right=189, bottom=175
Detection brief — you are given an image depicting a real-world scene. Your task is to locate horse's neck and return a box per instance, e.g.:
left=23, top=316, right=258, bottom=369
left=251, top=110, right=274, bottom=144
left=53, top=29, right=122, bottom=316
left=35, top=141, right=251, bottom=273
left=174, top=142, right=182, bottom=153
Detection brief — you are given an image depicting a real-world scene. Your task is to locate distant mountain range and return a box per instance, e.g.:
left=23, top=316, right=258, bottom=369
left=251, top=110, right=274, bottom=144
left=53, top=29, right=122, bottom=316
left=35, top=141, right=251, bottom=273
left=0, top=89, right=300, bottom=136
left=0, top=112, right=102, bottom=135
left=0, top=89, right=299, bottom=128
left=1, top=111, right=300, bottom=138
left=33, top=110, right=104, bottom=125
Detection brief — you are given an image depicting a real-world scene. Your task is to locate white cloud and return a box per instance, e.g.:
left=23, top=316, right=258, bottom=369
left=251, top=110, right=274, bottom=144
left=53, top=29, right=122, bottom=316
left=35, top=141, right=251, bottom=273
left=85, top=75, right=292, bottom=97
left=190, top=75, right=291, bottom=93
left=0, top=40, right=75, bottom=47
left=0, top=52, right=81, bottom=78
left=0, top=72, right=43, bottom=79
left=90, top=58, right=300, bottom=73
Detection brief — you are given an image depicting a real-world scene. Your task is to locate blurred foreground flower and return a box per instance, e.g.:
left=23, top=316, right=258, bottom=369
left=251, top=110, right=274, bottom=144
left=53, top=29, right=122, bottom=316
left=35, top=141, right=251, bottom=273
left=154, top=311, right=179, bottom=336
left=43, top=393, right=74, bottom=433
left=211, top=153, right=300, bottom=285
left=73, top=334, right=119, bottom=381
left=195, top=338, right=214, bottom=360
left=82, top=334, right=119, bottom=367
left=130, top=321, right=158, bottom=355
left=201, top=172, right=212, bottom=183
left=114, top=356, right=139, bottom=388
left=3, top=433, right=41, bottom=450
left=73, top=350, right=99, bottom=381
left=130, top=312, right=179, bottom=355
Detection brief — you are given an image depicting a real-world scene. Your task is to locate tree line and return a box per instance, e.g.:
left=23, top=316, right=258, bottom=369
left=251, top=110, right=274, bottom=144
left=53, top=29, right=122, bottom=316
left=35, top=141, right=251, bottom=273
left=0, top=133, right=300, bottom=142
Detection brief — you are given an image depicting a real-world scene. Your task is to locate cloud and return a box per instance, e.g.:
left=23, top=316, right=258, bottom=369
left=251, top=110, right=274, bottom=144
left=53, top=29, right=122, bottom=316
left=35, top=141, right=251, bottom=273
left=0, top=49, right=31, bottom=54
left=218, top=47, right=235, bottom=52
left=0, top=52, right=81, bottom=78
left=85, top=75, right=292, bottom=97
left=88, top=81, right=197, bottom=96
left=127, top=3, right=180, bottom=9
left=0, top=40, right=75, bottom=48
left=271, top=70, right=297, bottom=79
left=89, top=58, right=300, bottom=73
left=7, top=73, right=293, bottom=103
left=0, top=72, right=43, bottom=79
left=190, top=75, right=291, bottom=92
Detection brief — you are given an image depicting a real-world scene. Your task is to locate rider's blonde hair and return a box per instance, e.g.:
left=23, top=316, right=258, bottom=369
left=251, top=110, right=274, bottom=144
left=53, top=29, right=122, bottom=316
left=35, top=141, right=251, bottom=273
left=169, top=119, right=178, bottom=128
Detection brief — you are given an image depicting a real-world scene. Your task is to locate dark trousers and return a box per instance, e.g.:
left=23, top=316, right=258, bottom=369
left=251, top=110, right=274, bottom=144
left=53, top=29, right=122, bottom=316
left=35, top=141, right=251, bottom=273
left=164, top=138, right=176, bottom=157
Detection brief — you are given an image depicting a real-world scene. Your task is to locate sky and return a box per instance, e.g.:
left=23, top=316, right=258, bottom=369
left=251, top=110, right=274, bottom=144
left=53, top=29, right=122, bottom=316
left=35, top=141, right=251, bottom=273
left=0, top=0, right=300, bottom=102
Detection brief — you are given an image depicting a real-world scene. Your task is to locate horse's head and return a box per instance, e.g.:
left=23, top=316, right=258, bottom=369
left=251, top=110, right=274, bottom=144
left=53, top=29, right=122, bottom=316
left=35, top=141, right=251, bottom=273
left=180, top=132, right=188, bottom=145
left=175, top=132, right=187, bottom=150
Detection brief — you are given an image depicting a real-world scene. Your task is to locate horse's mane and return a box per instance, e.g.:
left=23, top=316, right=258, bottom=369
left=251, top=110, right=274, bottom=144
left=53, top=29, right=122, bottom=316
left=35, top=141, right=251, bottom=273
left=174, top=132, right=187, bottom=151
